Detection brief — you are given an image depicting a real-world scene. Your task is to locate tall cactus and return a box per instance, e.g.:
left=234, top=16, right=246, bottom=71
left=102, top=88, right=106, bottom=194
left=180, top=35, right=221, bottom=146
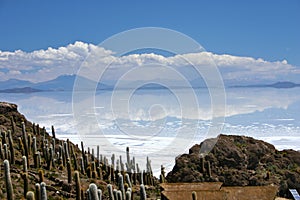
left=10, top=116, right=16, bottom=136
left=97, top=145, right=100, bottom=166
left=126, top=190, right=131, bottom=200
left=23, top=155, right=28, bottom=172
left=64, top=141, right=70, bottom=160
left=38, top=169, right=44, bottom=183
left=28, top=134, right=32, bottom=155
left=140, top=184, right=146, bottom=200
left=116, top=190, right=123, bottom=200
left=51, top=125, right=56, bottom=139
left=1, top=131, right=8, bottom=144
left=74, top=171, right=81, bottom=200
left=36, top=151, right=41, bottom=169
left=125, top=173, right=132, bottom=188
left=67, top=158, right=72, bottom=184
left=35, top=183, right=41, bottom=200
left=80, top=156, right=85, bottom=174
left=32, top=123, right=36, bottom=135
left=200, top=156, right=205, bottom=173
left=160, top=165, right=166, bottom=183
left=40, top=182, right=47, bottom=200
left=0, top=142, right=3, bottom=159
left=91, top=148, right=95, bottom=162
left=107, top=184, right=115, bottom=200
left=36, top=124, right=40, bottom=135
left=118, top=173, right=125, bottom=200
left=26, top=191, right=35, bottom=200
left=81, top=141, right=87, bottom=171
left=207, top=161, right=212, bottom=178
left=97, top=189, right=102, bottom=200
left=111, top=154, right=115, bottom=168
left=4, top=159, right=14, bottom=200
left=22, top=122, right=29, bottom=168
left=126, top=147, right=131, bottom=172
left=7, top=130, right=15, bottom=164
left=22, top=156, right=29, bottom=198
left=32, top=137, right=37, bottom=155
left=88, top=183, right=99, bottom=200
left=71, top=145, right=78, bottom=170
left=18, top=137, right=25, bottom=155
left=91, top=161, right=97, bottom=178
left=4, top=143, right=9, bottom=160
left=23, top=172, right=29, bottom=198
left=113, top=189, right=118, bottom=200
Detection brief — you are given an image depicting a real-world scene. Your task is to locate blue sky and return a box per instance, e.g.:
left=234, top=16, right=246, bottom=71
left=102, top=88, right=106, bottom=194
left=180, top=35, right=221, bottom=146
left=0, top=0, right=299, bottom=84
left=1, top=0, right=299, bottom=64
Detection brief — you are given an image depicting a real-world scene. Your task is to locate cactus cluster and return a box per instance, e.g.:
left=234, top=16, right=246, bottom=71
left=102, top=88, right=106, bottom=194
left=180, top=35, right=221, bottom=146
left=0, top=113, right=157, bottom=199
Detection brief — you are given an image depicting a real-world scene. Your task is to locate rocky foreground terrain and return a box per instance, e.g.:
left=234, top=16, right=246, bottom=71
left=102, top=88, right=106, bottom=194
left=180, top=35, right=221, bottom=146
left=0, top=102, right=159, bottom=199
left=167, top=134, right=300, bottom=198
left=0, top=101, right=299, bottom=199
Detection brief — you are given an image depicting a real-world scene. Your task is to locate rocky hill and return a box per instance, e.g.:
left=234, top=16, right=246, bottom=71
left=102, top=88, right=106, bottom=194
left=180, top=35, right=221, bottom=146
left=0, top=102, right=158, bottom=199
left=166, top=134, right=300, bottom=198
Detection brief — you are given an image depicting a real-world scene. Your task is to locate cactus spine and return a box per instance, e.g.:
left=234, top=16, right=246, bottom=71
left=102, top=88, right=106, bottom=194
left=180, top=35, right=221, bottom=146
left=4, top=159, right=14, bottom=200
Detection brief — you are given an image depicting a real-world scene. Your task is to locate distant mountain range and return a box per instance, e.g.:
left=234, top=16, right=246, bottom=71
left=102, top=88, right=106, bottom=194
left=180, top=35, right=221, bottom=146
left=0, top=74, right=299, bottom=93
left=0, top=87, right=43, bottom=93
left=231, top=81, right=300, bottom=89
left=0, top=75, right=112, bottom=93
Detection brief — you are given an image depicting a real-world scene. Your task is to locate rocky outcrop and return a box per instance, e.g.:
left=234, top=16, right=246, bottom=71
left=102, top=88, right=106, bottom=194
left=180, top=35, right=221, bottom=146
left=0, top=102, right=30, bottom=136
left=166, top=134, right=300, bottom=198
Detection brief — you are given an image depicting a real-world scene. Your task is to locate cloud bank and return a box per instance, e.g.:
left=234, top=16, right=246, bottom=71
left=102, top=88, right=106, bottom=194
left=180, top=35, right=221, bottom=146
left=0, top=41, right=299, bottom=85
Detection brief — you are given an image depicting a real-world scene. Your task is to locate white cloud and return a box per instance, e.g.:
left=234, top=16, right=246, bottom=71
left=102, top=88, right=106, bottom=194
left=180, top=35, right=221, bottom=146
left=0, top=41, right=113, bottom=82
left=0, top=41, right=299, bottom=85
left=8, top=70, right=21, bottom=75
